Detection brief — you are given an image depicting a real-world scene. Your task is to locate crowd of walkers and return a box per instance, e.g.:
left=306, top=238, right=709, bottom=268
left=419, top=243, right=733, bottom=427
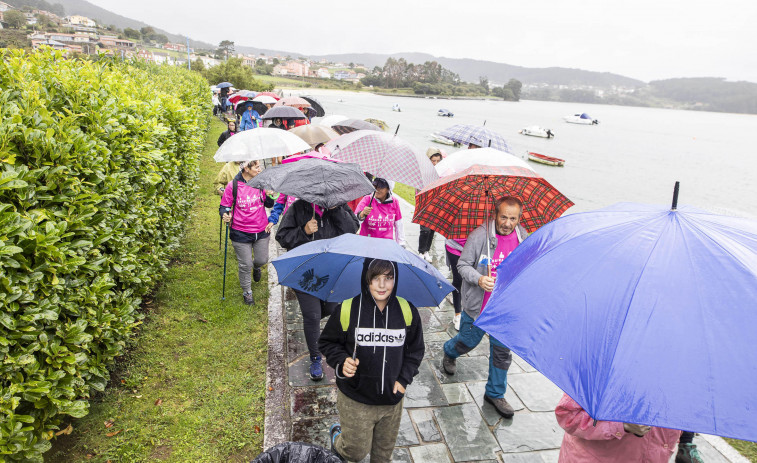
left=215, top=97, right=705, bottom=463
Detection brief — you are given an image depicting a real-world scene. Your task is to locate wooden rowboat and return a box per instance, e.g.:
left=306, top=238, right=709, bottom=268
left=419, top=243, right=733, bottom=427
left=528, top=151, right=565, bottom=167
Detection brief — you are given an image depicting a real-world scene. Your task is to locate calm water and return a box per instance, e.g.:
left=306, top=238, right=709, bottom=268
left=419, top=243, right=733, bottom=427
left=291, top=89, right=757, bottom=218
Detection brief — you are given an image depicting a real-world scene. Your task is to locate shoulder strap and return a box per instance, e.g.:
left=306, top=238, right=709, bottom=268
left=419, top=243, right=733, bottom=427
left=340, top=298, right=353, bottom=331
left=397, top=297, right=412, bottom=326
left=231, top=179, right=238, bottom=229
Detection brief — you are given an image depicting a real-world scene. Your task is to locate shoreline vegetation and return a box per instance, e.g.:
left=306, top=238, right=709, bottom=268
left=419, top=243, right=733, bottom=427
left=46, top=120, right=270, bottom=462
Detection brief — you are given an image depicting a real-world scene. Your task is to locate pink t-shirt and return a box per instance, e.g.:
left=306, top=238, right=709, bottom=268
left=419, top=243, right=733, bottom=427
left=356, top=195, right=402, bottom=240
left=481, top=231, right=519, bottom=310
left=275, top=193, right=297, bottom=215
left=220, top=180, right=270, bottom=234
left=445, top=238, right=467, bottom=257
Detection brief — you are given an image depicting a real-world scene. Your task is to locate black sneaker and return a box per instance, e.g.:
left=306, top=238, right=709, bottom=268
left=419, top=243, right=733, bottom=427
left=442, top=354, right=456, bottom=375
left=243, top=292, right=254, bottom=306
left=253, top=267, right=262, bottom=282
left=309, top=355, right=324, bottom=381
left=484, top=394, right=515, bottom=418
left=676, top=443, right=704, bottom=463
left=329, top=423, right=344, bottom=462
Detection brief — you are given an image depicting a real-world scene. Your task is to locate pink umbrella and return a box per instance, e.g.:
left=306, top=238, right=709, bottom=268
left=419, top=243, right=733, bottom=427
left=275, top=96, right=311, bottom=108
left=281, top=152, right=342, bottom=164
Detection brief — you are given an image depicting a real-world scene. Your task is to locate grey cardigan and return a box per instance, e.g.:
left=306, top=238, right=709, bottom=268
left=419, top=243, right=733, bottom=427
left=457, top=221, right=528, bottom=319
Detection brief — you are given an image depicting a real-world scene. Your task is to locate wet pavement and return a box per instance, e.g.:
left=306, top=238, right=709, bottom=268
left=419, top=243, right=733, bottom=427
left=264, top=198, right=746, bottom=462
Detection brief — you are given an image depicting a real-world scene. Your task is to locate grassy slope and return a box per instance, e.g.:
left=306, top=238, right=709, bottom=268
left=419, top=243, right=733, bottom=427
left=392, top=183, right=416, bottom=206
left=727, top=439, right=757, bottom=462
left=47, top=119, right=269, bottom=462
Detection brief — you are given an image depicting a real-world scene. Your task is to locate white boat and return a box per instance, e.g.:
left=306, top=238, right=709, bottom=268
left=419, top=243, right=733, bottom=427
left=430, top=133, right=460, bottom=146
left=437, top=109, right=454, bottom=117
left=564, top=113, right=599, bottom=125
left=392, top=103, right=401, bottom=112
left=520, top=125, right=554, bottom=138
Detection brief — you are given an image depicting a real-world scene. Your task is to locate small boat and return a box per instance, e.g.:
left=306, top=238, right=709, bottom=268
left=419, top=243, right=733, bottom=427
left=337, top=98, right=345, bottom=102
left=528, top=151, right=565, bottom=167
left=437, top=109, right=454, bottom=117
left=392, top=103, right=401, bottom=112
left=564, top=113, right=598, bottom=125
left=520, top=125, right=554, bottom=138
left=430, top=133, right=460, bottom=147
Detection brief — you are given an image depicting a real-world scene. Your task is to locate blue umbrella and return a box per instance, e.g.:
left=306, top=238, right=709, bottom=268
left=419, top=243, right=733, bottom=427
left=474, top=198, right=757, bottom=441
left=216, top=82, right=233, bottom=88
left=271, top=234, right=454, bottom=307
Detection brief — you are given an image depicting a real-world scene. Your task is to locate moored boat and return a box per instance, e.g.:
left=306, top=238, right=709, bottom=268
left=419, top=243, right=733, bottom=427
left=392, top=103, right=401, bottom=112
left=527, top=151, right=565, bottom=167
left=564, top=113, right=598, bottom=125
left=437, top=109, right=454, bottom=117
left=430, top=132, right=460, bottom=146
left=520, top=125, right=554, bottom=138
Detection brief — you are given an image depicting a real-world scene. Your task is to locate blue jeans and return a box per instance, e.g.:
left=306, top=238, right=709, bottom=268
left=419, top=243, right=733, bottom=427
left=443, top=312, right=512, bottom=398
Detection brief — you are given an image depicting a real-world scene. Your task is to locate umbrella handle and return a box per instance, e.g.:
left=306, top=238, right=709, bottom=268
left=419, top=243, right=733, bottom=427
left=671, top=181, right=680, bottom=210
left=369, top=191, right=375, bottom=207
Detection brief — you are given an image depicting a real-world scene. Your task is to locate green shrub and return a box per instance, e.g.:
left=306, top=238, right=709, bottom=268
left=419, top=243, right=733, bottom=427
left=0, top=49, right=210, bottom=462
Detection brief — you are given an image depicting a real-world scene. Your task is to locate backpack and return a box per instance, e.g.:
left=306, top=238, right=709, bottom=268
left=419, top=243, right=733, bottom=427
left=340, top=296, right=412, bottom=331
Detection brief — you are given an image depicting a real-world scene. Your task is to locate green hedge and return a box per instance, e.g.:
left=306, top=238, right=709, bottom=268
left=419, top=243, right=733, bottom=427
left=0, top=49, right=211, bottom=462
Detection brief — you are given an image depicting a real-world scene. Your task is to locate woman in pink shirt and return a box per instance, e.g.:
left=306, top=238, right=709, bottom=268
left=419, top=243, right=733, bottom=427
left=220, top=160, right=277, bottom=305
left=356, top=178, right=406, bottom=247
left=555, top=393, right=681, bottom=463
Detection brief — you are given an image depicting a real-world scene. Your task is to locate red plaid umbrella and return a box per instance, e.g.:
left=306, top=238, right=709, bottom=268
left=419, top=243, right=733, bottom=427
left=325, top=130, right=439, bottom=189
left=413, top=164, right=574, bottom=238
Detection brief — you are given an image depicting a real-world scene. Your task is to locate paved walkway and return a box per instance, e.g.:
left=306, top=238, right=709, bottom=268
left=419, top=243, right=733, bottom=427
left=264, top=198, right=746, bottom=463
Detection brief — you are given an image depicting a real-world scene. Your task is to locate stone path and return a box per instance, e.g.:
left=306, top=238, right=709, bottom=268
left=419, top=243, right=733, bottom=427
left=263, top=198, right=746, bottom=462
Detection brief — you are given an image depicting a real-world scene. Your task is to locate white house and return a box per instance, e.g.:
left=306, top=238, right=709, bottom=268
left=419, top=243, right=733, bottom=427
left=65, top=15, right=96, bottom=27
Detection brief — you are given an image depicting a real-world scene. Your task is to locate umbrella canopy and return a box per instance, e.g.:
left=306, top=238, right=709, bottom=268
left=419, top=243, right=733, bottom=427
left=216, top=82, right=233, bottom=88
left=235, top=100, right=269, bottom=117
left=474, top=202, right=757, bottom=441
left=237, top=90, right=257, bottom=98
left=272, top=234, right=454, bottom=307
left=318, top=115, right=348, bottom=127
left=435, top=147, right=532, bottom=177
left=213, top=128, right=310, bottom=162
left=331, top=119, right=382, bottom=135
left=256, top=91, right=281, bottom=100
left=438, top=124, right=512, bottom=152
left=228, top=94, right=249, bottom=105
left=281, top=152, right=341, bottom=164
left=247, top=158, right=374, bottom=208
left=413, top=164, right=573, bottom=237
left=261, top=106, right=307, bottom=120
left=289, top=124, right=340, bottom=148
left=252, top=95, right=278, bottom=104
left=302, top=96, right=326, bottom=117
left=325, top=130, right=439, bottom=189
left=364, top=118, right=389, bottom=131
left=274, top=96, right=311, bottom=108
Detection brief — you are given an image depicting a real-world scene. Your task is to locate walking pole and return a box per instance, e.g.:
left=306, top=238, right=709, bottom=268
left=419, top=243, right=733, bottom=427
left=222, top=223, right=229, bottom=300
left=219, top=216, right=222, bottom=250
left=485, top=190, right=492, bottom=278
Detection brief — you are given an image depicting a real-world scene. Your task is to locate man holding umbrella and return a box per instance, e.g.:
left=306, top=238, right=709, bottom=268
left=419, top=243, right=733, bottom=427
left=441, top=196, right=528, bottom=418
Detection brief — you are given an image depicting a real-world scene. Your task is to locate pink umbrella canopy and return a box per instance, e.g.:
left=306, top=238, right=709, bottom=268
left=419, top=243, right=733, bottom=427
left=325, top=130, right=439, bottom=189
left=281, top=152, right=342, bottom=164
left=274, top=96, right=311, bottom=108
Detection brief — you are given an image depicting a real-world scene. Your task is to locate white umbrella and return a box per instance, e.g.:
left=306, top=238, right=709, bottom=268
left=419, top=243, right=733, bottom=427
left=317, top=114, right=348, bottom=127
left=434, top=147, right=535, bottom=177
left=214, top=128, right=311, bottom=162
left=252, top=95, right=277, bottom=104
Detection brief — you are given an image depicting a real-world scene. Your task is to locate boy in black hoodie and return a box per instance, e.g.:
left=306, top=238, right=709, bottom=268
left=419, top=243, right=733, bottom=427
left=319, top=259, right=424, bottom=463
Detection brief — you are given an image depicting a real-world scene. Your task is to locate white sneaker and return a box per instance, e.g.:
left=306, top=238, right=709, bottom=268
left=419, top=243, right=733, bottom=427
left=453, top=313, right=461, bottom=331
left=422, top=252, right=433, bottom=263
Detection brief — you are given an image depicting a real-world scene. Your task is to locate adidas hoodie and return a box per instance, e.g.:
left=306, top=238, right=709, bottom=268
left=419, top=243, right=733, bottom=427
left=319, top=260, right=425, bottom=406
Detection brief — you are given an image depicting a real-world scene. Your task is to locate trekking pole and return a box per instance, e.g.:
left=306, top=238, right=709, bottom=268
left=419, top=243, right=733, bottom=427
left=219, top=216, right=222, bottom=250
left=221, top=207, right=231, bottom=300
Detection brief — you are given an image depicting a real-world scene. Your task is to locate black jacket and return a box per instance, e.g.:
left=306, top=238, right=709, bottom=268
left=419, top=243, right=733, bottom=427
left=275, top=200, right=359, bottom=251
left=217, top=129, right=237, bottom=147
left=319, top=260, right=424, bottom=406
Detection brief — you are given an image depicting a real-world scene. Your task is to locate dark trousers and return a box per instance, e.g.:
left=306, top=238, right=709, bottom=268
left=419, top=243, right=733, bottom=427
left=294, top=290, right=337, bottom=358
left=445, top=249, right=462, bottom=314
left=418, top=226, right=435, bottom=254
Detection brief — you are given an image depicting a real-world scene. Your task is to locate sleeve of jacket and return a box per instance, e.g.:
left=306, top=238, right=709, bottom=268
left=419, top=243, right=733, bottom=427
left=342, top=204, right=360, bottom=233
left=275, top=201, right=310, bottom=250
left=216, top=131, right=226, bottom=147
left=458, top=227, right=485, bottom=286
left=268, top=201, right=285, bottom=224
left=318, top=302, right=351, bottom=374
left=397, top=302, right=424, bottom=389
left=555, top=394, right=625, bottom=441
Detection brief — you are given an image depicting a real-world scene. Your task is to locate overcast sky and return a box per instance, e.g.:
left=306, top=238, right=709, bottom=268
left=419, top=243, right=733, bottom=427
left=89, top=0, right=757, bottom=83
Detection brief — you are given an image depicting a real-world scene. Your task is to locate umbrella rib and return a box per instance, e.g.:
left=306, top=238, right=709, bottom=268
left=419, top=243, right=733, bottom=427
left=275, top=251, right=329, bottom=284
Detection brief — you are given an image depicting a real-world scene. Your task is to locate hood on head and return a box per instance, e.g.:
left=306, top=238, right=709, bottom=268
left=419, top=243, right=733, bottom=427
left=360, top=258, right=399, bottom=303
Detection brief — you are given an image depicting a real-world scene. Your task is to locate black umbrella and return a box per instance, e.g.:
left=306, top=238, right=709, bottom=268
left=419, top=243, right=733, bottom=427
left=261, top=106, right=307, bottom=120
left=302, top=96, right=325, bottom=117
left=235, top=100, right=269, bottom=117
left=332, top=119, right=382, bottom=135
left=247, top=158, right=374, bottom=209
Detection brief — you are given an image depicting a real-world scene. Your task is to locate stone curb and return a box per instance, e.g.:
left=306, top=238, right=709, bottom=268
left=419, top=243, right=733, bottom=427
left=263, top=238, right=289, bottom=450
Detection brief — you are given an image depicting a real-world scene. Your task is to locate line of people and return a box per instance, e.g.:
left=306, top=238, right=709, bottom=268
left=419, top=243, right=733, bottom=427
left=217, top=144, right=704, bottom=463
